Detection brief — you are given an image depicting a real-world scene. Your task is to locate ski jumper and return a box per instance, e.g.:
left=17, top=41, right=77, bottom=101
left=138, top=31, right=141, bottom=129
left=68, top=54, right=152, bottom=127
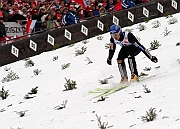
left=108, top=31, right=153, bottom=79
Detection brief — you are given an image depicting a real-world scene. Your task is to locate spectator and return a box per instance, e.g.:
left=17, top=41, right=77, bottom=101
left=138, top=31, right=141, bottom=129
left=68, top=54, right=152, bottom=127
left=122, top=0, right=135, bottom=9
left=45, top=14, right=57, bottom=30
left=90, top=3, right=100, bottom=17
left=41, top=21, right=48, bottom=33
left=0, top=17, right=7, bottom=44
left=101, top=0, right=108, bottom=8
left=59, top=6, right=64, bottom=14
left=10, top=8, right=27, bottom=25
left=62, top=3, right=79, bottom=26
left=54, top=8, right=63, bottom=27
left=55, top=2, right=60, bottom=9
left=59, top=1, right=65, bottom=8
left=85, top=6, right=94, bottom=18
left=99, top=6, right=106, bottom=16
left=32, top=7, right=47, bottom=33
left=93, top=5, right=100, bottom=17
left=34, top=0, right=42, bottom=10
left=25, top=4, right=31, bottom=12
left=1, top=4, right=10, bottom=22
left=76, top=4, right=89, bottom=20
left=9, top=4, right=16, bottom=17
left=106, top=0, right=115, bottom=11
left=21, top=7, right=28, bottom=17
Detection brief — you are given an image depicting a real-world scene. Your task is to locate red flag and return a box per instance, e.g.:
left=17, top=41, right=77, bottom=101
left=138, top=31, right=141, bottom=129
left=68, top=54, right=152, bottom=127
left=26, top=19, right=37, bottom=34
left=114, top=2, right=122, bottom=11
left=74, top=0, right=90, bottom=9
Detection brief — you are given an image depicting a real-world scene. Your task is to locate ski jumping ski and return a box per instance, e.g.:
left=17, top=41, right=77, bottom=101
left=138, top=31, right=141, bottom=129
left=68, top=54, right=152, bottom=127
left=89, top=75, right=155, bottom=99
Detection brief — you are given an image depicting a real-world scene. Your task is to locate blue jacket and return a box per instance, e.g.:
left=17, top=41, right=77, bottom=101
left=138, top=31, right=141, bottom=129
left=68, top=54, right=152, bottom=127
left=122, top=0, right=135, bottom=9
left=62, top=11, right=80, bottom=26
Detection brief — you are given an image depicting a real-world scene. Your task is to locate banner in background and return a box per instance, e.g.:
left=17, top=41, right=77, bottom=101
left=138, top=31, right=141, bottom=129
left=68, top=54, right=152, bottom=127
left=4, top=22, right=25, bottom=37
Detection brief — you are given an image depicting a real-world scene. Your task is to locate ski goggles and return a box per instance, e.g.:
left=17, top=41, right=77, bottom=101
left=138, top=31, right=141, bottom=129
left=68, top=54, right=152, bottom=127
left=110, top=33, right=119, bottom=38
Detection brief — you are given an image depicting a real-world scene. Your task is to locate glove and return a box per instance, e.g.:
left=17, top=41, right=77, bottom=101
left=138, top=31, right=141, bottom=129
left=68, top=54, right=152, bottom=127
left=107, top=58, right=112, bottom=65
left=151, top=56, right=158, bottom=63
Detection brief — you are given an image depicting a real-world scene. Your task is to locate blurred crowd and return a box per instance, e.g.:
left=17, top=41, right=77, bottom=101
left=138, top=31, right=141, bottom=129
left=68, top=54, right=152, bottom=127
left=0, top=0, right=149, bottom=43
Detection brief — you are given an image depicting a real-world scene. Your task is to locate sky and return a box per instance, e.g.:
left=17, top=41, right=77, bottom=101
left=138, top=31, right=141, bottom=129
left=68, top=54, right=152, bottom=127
left=0, top=12, right=180, bottom=129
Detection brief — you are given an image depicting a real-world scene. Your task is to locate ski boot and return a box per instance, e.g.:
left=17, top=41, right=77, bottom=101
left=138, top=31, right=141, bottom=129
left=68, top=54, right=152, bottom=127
left=120, top=77, right=128, bottom=84
left=130, top=74, right=139, bottom=83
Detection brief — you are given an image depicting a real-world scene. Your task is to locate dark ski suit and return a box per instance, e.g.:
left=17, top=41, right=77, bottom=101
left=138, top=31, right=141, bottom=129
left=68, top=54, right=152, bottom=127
left=107, top=31, right=157, bottom=79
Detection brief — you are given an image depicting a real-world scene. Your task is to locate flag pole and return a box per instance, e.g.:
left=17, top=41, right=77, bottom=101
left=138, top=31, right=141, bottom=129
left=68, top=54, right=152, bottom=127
left=0, top=0, right=2, bottom=9
left=45, top=0, right=56, bottom=12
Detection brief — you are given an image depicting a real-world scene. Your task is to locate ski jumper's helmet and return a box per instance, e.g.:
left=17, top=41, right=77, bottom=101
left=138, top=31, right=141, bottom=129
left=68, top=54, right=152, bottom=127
left=110, top=24, right=122, bottom=34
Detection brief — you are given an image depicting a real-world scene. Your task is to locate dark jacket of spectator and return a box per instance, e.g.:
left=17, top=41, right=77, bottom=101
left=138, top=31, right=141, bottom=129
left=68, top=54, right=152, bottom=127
left=0, top=18, right=7, bottom=41
left=10, top=9, right=27, bottom=25
left=62, top=3, right=80, bottom=27
left=31, top=9, right=47, bottom=32
left=62, top=10, right=79, bottom=26
left=1, top=5, right=10, bottom=22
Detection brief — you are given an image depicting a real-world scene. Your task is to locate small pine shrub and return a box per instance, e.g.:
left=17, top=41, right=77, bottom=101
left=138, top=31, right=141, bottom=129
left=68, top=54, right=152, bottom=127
left=152, top=20, right=161, bottom=28
left=0, top=86, right=9, bottom=100
left=52, top=44, right=60, bottom=50
left=75, top=46, right=87, bottom=56
left=164, top=12, right=172, bottom=18
left=137, top=23, right=146, bottom=31
left=177, top=59, right=180, bottom=65
left=0, top=108, right=5, bottom=112
left=96, top=35, right=103, bottom=40
left=149, top=40, right=161, bottom=50
left=154, top=66, right=160, bottom=69
left=163, top=27, right=171, bottom=36
left=105, top=43, right=110, bottom=49
left=144, top=17, right=151, bottom=23
left=68, top=41, right=75, bottom=47
left=61, top=63, right=71, bottom=70
left=167, top=17, right=178, bottom=24
left=28, top=86, right=38, bottom=95
left=141, top=107, right=157, bottom=122
left=33, top=69, right=41, bottom=75
left=124, top=28, right=133, bottom=32
left=82, top=39, right=89, bottom=44
left=96, top=114, right=109, bottom=129
left=10, top=127, right=22, bottom=129
left=4, top=66, right=11, bottom=71
left=139, top=72, right=148, bottom=77
left=85, top=57, right=93, bottom=64
left=25, top=59, right=35, bottom=67
left=128, top=21, right=134, bottom=26
left=63, top=78, right=77, bottom=91
left=24, top=94, right=34, bottom=99
left=176, top=42, right=180, bottom=46
left=143, top=67, right=151, bottom=71
left=14, top=110, right=28, bottom=117
left=142, top=84, right=151, bottom=93
left=53, top=56, right=58, bottom=61
left=97, top=96, right=107, bottom=102
left=1, top=70, right=20, bottom=83
left=99, top=79, right=108, bottom=84
left=23, top=57, right=30, bottom=61
left=54, top=100, right=68, bottom=110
